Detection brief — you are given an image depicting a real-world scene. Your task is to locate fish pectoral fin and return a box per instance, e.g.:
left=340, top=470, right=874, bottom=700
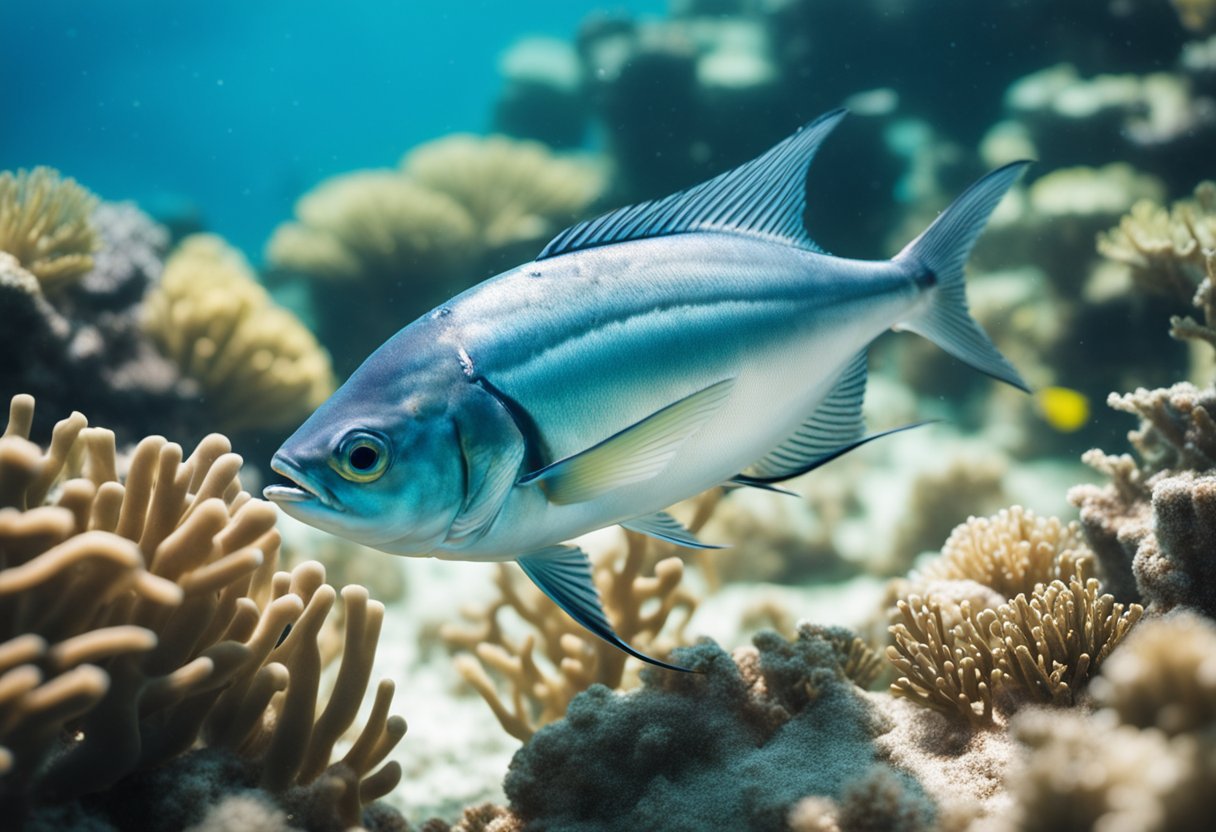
left=516, top=546, right=692, bottom=672
left=741, top=420, right=937, bottom=485
left=517, top=378, right=736, bottom=505
left=620, top=511, right=727, bottom=550
left=746, top=349, right=868, bottom=481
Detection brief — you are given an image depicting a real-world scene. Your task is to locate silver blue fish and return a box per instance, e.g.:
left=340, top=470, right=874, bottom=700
left=265, top=109, right=1028, bottom=670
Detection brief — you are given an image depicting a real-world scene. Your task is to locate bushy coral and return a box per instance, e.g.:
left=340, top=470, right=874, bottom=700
left=1, top=193, right=243, bottom=453
left=887, top=508, right=1142, bottom=726
left=0, top=394, right=405, bottom=830
left=143, top=234, right=334, bottom=434
left=0, top=167, right=99, bottom=291
left=992, top=613, right=1216, bottom=832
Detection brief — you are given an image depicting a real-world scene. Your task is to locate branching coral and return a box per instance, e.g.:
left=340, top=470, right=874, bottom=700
left=0, top=394, right=405, bottom=830
left=887, top=509, right=1142, bottom=727
left=915, top=507, right=1090, bottom=599
left=1071, top=381, right=1216, bottom=613
left=1098, top=180, right=1216, bottom=304
left=143, top=234, right=334, bottom=435
left=0, top=167, right=99, bottom=292
left=442, top=524, right=699, bottom=742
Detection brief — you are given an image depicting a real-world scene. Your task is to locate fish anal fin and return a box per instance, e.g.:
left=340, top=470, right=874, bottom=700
left=518, top=378, right=735, bottom=505
left=516, top=546, right=691, bottom=672
left=746, top=350, right=868, bottom=481
left=743, top=420, right=936, bottom=485
left=620, top=511, right=727, bottom=550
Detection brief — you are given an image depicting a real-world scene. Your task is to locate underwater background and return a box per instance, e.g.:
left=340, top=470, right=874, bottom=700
left=3, top=0, right=1216, bottom=830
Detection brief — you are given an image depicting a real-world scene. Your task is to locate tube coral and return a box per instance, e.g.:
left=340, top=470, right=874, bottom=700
left=0, top=167, right=99, bottom=292
left=0, top=393, right=405, bottom=830
left=142, top=234, right=334, bottom=435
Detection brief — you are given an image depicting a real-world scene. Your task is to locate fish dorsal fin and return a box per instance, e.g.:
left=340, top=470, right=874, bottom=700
left=746, top=349, right=868, bottom=481
left=620, top=511, right=727, bottom=550
left=517, top=545, right=690, bottom=671
left=535, top=108, right=848, bottom=261
left=517, top=378, right=735, bottom=505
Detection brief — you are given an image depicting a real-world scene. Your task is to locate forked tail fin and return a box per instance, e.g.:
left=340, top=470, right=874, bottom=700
left=895, top=161, right=1031, bottom=392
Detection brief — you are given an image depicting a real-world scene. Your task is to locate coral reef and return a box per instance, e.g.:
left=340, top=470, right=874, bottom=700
left=989, top=612, right=1216, bottom=831
left=1, top=195, right=200, bottom=446
left=266, top=135, right=605, bottom=375
left=0, top=167, right=98, bottom=291
left=0, top=394, right=405, bottom=830
left=887, top=508, right=1142, bottom=726
left=501, top=627, right=925, bottom=832
left=143, top=234, right=334, bottom=435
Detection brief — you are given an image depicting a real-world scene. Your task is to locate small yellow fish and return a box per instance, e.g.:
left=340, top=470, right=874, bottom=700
left=1036, top=386, right=1089, bottom=432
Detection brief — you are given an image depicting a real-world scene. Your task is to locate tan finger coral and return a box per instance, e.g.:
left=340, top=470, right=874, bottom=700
left=0, top=394, right=405, bottom=830
left=0, top=167, right=99, bottom=292
left=142, top=234, right=334, bottom=434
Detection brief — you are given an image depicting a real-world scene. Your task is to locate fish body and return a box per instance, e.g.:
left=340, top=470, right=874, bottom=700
left=266, top=109, right=1028, bottom=669
left=423, top=234, right=913, bottom=558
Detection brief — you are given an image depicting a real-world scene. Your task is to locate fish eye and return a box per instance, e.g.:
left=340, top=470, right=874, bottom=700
left=332, top=430, right=390, bottom=483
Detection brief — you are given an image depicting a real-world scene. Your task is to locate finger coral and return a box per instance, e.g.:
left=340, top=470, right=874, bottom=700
left=0, top=394, right=406, bottom=830
left=143, top=234, right=335, bottom=434
left=442, top=522, right=699, bottom=742
left=0, top=167, right=99, bottom=292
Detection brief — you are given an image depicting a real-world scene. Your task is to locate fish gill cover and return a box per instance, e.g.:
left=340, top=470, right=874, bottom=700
left=3, top=0, right=1216, bottom=830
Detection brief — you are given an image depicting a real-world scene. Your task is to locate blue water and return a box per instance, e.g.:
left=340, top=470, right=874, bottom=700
left=0, top=0, right=664, bottom=258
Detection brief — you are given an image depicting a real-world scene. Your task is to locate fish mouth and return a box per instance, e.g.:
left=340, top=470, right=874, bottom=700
left=264, top=455, right=342, bottom=511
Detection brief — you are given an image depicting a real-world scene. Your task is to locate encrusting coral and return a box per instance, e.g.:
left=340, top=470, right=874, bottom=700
left=441, top=518, right=702, bottom=742
left=0, top=394, right=405, bottom=831
left=501, top=627, right=929, bottom=832
left=143, top=234, right=335, bottom=435
left=887, top=508, right=1142, bottom=726
left=0, top=167, right=99, bottom=292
